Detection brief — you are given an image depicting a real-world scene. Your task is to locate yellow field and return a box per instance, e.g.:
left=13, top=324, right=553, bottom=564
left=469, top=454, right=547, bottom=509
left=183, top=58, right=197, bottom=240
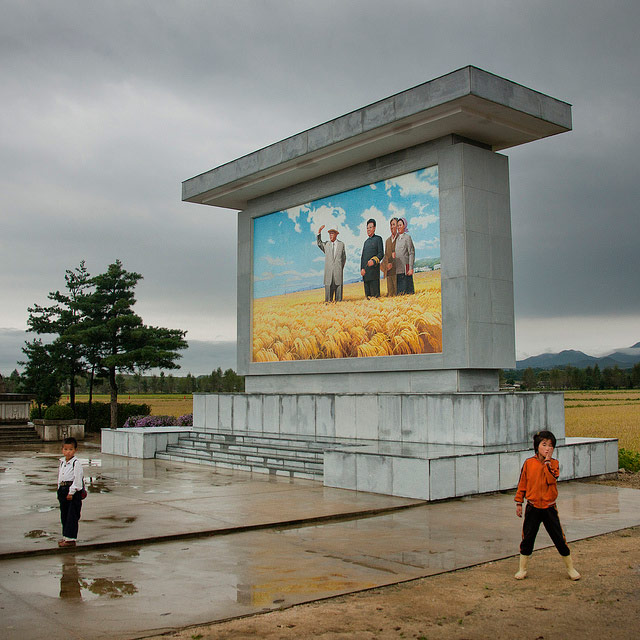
left=64, top=389, right=639, bottom=453
left=253, top=270, right=442, bottom=362
left=565, top=390, right=640, bottom=451
left=64, top=394, right=193, bottom=418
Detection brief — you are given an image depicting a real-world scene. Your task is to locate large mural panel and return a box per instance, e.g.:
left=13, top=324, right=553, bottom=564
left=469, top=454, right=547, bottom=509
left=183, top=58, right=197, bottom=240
left=252, top=166, right=441, bottom=361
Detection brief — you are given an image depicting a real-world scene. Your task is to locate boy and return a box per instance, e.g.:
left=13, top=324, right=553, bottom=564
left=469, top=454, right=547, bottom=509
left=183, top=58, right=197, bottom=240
left=514, top=430, right=580, bottom=581
left=57, top=437, right=84, bottom=547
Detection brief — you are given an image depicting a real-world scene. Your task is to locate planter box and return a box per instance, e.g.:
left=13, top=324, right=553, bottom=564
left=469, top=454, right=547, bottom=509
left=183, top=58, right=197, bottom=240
left=32, top=419, right=85, bottom=442
left=101, top=427, right=192, bottom=459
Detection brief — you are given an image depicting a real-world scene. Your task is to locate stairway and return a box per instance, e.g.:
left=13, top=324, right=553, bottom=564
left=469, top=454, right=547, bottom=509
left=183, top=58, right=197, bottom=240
left=0, top=424, right=42, bottom=445
left=156, top=430, right=353, bottom=479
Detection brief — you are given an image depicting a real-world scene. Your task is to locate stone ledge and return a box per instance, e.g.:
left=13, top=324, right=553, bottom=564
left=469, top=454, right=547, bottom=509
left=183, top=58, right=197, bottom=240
left=101, top=427, right=192, bottom=459
left=324, top=437, right=618, bottom=500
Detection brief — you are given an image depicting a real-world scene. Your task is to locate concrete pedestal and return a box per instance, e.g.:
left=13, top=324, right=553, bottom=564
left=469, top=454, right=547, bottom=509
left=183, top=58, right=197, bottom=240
left=192, top=391, right=616, bottom=500
left=101, top=427, right=193, bottom=459
left=0, top=394, right=32, bottom=423
left=32, top=420, right=85, bottom=441
left=181, top=69, right=614, bottom=501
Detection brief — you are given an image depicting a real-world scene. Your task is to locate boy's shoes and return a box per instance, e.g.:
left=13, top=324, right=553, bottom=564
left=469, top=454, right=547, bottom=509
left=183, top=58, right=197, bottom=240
left=514, top=554, right=530, bottom=579
left=58, top=540, right=76, bottom=548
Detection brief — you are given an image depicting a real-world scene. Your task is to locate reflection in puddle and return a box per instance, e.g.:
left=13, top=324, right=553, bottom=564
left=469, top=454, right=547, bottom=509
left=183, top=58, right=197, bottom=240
left=93, top=548, right=141, bottom=564
left=81, top=577, right=138, bottom=598
left=237, top=574, right=378, bottom=606
left=59, top=554, right=138, bottom=600
left=85, top=477, right=112, bottom=493
left=60, top=557, right=82, bottom=600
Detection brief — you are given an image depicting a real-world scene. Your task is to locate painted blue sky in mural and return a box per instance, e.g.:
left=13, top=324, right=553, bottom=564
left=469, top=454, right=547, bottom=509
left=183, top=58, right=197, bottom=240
left=253, top=166, right=440, bottom=298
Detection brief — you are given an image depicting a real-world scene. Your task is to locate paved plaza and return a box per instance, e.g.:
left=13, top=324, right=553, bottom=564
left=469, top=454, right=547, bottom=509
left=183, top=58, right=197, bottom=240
left=1, top=439, right=640, bottom=640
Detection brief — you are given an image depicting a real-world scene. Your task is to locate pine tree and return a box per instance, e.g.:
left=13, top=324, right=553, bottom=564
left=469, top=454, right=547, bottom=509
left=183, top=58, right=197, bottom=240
left=26, top=261, right=91, bottom=413
left=76, top=260, right=187, bottom=427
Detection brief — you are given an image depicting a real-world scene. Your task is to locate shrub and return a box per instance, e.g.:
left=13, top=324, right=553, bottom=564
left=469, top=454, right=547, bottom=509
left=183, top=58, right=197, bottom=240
left=124, top=415, right=178, bottom=428
left=619, top=448, right=640, bottom=473
left=30, top=406, right=44, bottom=420
left=44, top=404, right=75, bottom=420
left=177, top=413, right=193, bottom=426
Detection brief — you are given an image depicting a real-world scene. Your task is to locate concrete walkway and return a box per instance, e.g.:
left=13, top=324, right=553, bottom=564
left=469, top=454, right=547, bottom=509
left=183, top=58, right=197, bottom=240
left=1, top=441, right=640, bottom=640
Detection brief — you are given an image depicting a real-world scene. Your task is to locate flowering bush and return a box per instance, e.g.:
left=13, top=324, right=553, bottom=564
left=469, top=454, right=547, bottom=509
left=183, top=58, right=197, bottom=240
left=177, top=413, right=193, bottom=426
left=123, top=415, right=178, bottom=428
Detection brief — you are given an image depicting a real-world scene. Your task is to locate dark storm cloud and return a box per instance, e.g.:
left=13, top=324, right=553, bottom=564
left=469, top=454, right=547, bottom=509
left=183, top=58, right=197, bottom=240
left=1, top=0, right=639, bottom=357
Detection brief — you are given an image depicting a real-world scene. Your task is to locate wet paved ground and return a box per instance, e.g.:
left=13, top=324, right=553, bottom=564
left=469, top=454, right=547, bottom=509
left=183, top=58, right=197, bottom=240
left=1, top=440, right=640, bottom=640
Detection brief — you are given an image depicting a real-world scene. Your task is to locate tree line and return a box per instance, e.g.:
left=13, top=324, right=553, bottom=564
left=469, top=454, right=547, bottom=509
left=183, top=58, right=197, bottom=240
left=2, top=367, right=244, bottom=396
left=505, top=363, right=640, bottom=391
left=17, top=260, right=188, bottom=427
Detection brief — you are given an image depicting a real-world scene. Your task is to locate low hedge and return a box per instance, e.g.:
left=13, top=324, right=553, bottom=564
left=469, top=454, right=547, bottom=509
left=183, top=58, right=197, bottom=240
left=74, top=401, right=152, bottom=431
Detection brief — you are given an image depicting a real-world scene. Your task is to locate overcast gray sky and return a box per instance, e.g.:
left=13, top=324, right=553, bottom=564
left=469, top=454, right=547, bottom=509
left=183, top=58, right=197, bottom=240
left=1, top=0, right=639, bottom=372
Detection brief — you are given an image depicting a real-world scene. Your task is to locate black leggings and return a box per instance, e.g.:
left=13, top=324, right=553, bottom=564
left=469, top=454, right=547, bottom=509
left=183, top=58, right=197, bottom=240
left=58, top=486, right=82, bottom=539
left=520, top=503, right=570, bottom=556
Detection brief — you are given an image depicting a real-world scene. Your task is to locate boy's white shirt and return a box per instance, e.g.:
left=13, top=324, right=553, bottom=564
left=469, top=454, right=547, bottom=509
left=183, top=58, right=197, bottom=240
left=58, top=455, right=84, bottom=495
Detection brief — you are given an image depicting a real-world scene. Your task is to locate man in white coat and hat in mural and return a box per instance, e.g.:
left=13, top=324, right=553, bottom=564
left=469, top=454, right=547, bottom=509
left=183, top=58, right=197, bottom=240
left=317, top=225, right=347, bottom=302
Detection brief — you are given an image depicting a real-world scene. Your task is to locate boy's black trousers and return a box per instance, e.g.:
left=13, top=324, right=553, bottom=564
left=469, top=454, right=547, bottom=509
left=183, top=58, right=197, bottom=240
left=57, top=486, right=82, bottom=539
left=520, top=502, right=570, bottom=556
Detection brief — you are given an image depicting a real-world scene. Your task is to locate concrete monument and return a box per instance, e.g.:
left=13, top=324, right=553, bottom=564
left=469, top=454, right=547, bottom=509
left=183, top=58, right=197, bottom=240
left=176, top=67, right=616, bottom=500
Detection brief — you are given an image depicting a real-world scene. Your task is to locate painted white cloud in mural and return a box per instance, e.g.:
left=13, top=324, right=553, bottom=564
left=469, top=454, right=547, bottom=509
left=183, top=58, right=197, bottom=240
left=253, top=165, right=440, bottom=298
left=385, top=166, right=438, bottom=198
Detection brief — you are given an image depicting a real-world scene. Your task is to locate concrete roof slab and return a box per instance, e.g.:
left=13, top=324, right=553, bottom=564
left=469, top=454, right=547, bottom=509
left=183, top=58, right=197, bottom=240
left=183, top=66, right=571, bottom=210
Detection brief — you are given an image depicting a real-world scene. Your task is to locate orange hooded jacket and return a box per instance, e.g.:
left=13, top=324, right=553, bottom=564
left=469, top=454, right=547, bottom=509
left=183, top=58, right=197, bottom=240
left=514, top=456, right=559, bottom=509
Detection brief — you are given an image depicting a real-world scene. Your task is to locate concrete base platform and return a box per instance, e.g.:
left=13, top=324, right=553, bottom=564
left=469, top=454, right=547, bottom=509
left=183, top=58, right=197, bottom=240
left=0, top=441, right=639, bottom=640
left=0, top=442, right=421, bottom=558
left=325, top=437, right=619, bottom=500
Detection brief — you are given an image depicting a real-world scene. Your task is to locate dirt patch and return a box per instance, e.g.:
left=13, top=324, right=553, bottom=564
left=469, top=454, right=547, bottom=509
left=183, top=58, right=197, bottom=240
left=585, top=470, right=640, bottom=490
left=148, top=475, right=640, bottom=640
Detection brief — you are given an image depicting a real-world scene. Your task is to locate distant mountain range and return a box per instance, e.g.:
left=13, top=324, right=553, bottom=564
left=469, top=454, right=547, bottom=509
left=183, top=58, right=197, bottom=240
left=516, top=343, right=640, bottom=370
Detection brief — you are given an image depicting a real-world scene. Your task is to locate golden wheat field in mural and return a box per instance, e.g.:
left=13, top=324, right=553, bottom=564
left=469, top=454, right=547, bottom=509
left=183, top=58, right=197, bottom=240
left=253, top=271, right=442, bottom=362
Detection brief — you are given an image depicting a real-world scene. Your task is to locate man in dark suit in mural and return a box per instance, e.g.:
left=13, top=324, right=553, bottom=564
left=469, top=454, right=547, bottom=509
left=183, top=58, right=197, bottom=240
left=360, top=218, right=384, bottom=299
left=317, top=225, right=347, bottom=302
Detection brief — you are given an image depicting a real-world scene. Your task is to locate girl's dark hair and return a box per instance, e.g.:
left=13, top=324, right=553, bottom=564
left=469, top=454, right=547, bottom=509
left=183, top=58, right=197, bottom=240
left=533, top=430, right=556, bottom=452
left=63, top=437, right=78, bottom=448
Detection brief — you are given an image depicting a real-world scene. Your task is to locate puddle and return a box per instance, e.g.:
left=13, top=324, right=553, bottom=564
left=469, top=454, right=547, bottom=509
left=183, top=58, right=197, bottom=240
left=25, top=529, right=52, bottom=538
left=92, top=548, right=141, bottom=564
left=81, top=577, right=138, bottom=598
left=27, top=504, right=56, bottom=513
left=59, top=557, right=138, bottom=600
left=101, top=515, right=137, bottom=523
left=86, top=479, right=112, bottom=494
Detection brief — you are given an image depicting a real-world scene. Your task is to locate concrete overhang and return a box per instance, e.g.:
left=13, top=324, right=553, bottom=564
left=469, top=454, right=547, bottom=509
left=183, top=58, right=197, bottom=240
left=182, top=66, right=571, bottom=211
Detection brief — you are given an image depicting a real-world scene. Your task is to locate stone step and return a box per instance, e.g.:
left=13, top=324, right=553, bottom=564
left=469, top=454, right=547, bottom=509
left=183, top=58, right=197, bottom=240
left=175, top=437, right=324, bottom=460
left=188, top=429, right=354, bottom=450
left=162, top=444, right=323, bottom=471
left=154, top=429, right=346, bottom=479
left=155, top=450, right=321, bottom=479
left=0, top=426, right=42, bottom=444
